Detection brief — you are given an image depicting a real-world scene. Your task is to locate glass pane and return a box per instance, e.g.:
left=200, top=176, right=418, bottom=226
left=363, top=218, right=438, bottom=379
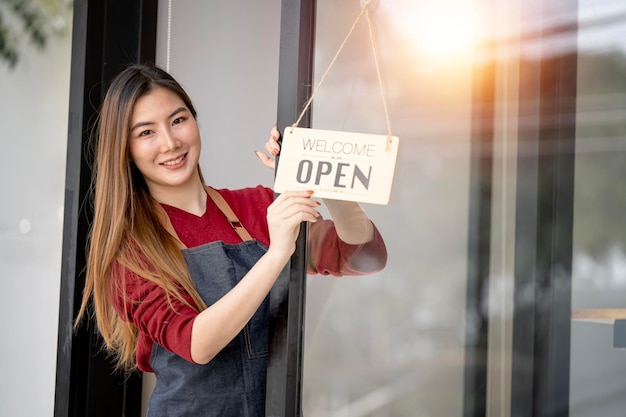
left=304, top=1, right=473, bottom=414
left=571, top=1, right=626, bottom=415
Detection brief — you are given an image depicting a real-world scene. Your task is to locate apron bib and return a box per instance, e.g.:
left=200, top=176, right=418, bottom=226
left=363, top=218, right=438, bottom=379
left=147, top=187, right=270, bottom=417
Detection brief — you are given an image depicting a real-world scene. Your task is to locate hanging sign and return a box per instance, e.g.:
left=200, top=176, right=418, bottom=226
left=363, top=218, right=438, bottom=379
left=274, top=127, right=399, bottom=205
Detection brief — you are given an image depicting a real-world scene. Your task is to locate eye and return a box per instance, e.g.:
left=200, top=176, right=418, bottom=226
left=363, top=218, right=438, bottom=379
left=172, top=117, right=185, bottom=125
left=138, top=129, right=153, bottom=137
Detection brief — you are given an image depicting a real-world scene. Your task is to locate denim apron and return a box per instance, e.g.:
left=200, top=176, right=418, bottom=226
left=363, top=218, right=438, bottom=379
left=147, top=187, right=270, bottom=417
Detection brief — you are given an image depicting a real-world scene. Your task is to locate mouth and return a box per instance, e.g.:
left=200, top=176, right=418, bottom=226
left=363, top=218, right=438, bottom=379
left=160, top=153, right=187, bottom=166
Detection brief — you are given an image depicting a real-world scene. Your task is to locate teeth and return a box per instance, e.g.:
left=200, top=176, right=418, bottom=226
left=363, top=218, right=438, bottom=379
left=162, top=154, right=185, bottom=166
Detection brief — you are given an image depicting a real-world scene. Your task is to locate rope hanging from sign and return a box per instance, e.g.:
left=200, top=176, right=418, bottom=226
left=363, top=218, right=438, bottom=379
left=290, top=2, right=393, bottom=147
left=166, top=0, right=172, bottom=71
left=275, top=0, right=398, bottom=205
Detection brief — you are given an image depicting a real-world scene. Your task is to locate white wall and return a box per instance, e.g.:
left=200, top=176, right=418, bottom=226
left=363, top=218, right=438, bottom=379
left=156, top=1, right=282, bottom=191
left=0, top=20, right=72, bottom=417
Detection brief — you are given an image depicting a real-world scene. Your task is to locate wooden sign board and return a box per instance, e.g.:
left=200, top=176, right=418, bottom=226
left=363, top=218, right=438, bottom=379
left=274, top=127, right=399, bottom=205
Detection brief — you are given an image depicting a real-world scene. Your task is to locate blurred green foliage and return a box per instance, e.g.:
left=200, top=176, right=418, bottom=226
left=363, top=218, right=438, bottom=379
left=0, top=0, right=71, bottom=68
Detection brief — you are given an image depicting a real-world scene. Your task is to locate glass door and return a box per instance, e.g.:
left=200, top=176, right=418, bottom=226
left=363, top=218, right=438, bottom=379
left=303, top=1, right=474, bottom=414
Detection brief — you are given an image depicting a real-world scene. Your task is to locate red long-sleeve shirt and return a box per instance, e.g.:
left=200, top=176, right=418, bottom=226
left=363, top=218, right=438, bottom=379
left=112, top=186, right=387, bottom=372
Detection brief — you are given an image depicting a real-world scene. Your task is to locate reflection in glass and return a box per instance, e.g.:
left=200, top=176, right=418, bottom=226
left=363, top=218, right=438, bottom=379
left=303, top=1, right=472, bottom=414
left=571, top=1, right=626, bottom=416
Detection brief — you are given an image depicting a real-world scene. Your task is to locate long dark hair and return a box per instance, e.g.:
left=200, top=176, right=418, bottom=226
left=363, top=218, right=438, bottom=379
left=76, top=64, right=207, bottom=371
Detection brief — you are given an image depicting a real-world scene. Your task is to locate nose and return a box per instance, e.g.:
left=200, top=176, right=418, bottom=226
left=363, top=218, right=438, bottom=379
left=160, top=127, right=181, bottom=151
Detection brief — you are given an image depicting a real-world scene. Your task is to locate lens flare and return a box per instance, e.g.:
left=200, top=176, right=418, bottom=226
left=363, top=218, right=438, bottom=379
left=384, top=1, right=480, bottom=64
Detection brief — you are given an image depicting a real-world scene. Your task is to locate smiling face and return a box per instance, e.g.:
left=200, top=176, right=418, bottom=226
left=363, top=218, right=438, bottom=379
left=129, top=86, right=202, bottom=199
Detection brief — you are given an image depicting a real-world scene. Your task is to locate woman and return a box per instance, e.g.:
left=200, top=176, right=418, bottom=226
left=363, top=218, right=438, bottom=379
left=76, top=63, right=387, bottom=417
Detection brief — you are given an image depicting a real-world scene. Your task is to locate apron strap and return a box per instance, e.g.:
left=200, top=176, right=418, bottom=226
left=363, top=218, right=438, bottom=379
left=205, top=186, right=254, bottom=242
left=153, top=202, right=188, bottom=249
left=153, top=186, right=255, bottom=248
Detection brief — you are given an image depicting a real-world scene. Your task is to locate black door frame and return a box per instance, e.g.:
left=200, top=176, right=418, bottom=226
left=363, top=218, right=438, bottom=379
left=55, top=1, right=157, bottom=416
left=266, top=0, right=316, bottom=416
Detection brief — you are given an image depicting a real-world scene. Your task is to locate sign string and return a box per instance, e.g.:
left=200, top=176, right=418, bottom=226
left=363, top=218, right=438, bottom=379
left=166, top=0, right=172, bottom=72
left=290, top=2, right=394, bottom=149
left=365, top=6, right=393, bottom=144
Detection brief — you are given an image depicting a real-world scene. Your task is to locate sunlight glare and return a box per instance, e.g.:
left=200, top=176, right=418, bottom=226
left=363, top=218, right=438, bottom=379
left=387, top=1, right=479, bottom=63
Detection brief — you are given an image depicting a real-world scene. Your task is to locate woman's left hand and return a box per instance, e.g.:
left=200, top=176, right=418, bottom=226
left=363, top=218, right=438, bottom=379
left=254, top=123, right=281, bottom=170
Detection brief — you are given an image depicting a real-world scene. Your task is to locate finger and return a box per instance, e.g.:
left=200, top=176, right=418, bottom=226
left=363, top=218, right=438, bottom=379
left=254, top=151, right=276, bottom=170
left=269, top=203, right=321, bottom=225
left=270, top=190, right=315, bottom=205
left=268, top=191, right=320, bottom=217
left=269, top=198, right=320, bottom=216
left=270, top=124, right=281, bottom=142
left=265, top=140, right=280, bottom=157
left=268, top=190, right=314, bottom=212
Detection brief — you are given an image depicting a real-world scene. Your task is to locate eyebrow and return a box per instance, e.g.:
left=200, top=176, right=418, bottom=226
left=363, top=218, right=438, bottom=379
left=130, top=107, right=188, bottom=132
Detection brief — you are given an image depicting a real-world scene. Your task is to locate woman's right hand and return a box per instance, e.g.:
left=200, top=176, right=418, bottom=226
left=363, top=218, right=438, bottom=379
left=265, top=190, right=320, bottom=259
left=191, top=189, right=320, bottom=365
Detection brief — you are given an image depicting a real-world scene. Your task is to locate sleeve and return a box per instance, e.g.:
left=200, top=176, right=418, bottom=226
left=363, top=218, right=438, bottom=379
left=307, top=219, right=388, bottom=277
left=223, top=185, right=387, bottom=276
left=110, top=262, right=199, bottom=365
